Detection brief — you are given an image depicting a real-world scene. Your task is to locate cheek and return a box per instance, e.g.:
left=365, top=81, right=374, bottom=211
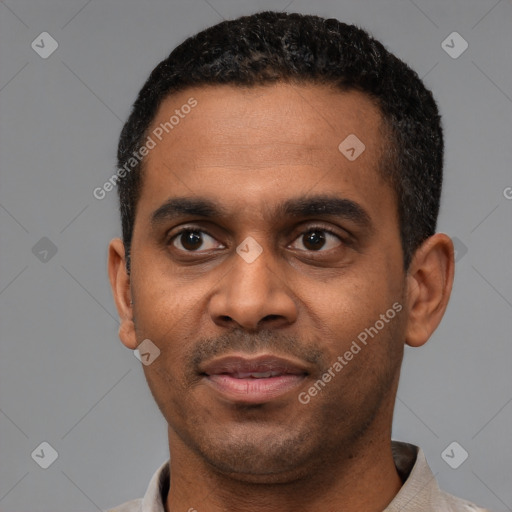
left=312, top=271, right=404, bottom=359
left=318, top=296, right=405, bottom=404
left=131, top=244, right=201, bottom=334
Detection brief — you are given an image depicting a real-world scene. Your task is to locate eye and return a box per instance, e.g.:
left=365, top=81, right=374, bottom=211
left=170, top=228, right=224, bottom=252
left=290, top=228, right=343, bottom=252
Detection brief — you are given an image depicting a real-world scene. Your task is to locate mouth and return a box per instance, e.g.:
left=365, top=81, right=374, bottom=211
left=199, top=354, right=309, bottom=404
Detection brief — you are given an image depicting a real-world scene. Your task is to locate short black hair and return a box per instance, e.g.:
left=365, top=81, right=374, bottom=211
left=117, top=11, right=443, bottom=272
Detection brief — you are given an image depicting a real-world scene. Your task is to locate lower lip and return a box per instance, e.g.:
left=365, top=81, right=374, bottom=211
left=204, top=374, right=306, bottom=404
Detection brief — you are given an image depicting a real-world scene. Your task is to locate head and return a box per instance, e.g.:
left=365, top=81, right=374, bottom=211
left=109, top=11, right=454, bottom=484
left=117, top=11, right=443, bottom=274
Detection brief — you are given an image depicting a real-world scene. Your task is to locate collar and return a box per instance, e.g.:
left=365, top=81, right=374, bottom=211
left=131, top=441, right=484, bottom=512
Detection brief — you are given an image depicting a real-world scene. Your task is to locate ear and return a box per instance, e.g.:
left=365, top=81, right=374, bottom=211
left=108, top=238, right=138, bottom=350
left=404, top=233, right=455, bottom=347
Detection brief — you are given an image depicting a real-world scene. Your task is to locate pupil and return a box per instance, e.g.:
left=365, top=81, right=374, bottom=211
left=304, top=230, right=325, bottom=250
left=181, top=231, right=202, bottom=250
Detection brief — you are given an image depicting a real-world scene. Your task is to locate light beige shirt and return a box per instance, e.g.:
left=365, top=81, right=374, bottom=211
left=106, top=441, right=490, bottom=512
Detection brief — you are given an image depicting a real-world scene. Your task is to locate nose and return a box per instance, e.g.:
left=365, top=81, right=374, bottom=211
left=208, top=246, right=298, bottom=331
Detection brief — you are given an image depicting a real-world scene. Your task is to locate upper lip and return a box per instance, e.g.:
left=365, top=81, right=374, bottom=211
left=200, top=354, right=309, bottom=376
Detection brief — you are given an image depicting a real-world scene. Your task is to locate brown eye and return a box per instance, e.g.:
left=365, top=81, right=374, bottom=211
left=290, top=228, right=342, bottom=252
left=171, top=229, right=221, bottom=252
left=302, top=230, right=326, bottom=250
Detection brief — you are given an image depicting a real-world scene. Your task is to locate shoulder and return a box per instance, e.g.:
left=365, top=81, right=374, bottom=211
left=389, top=442, right=490, bottom=512
left=104, top=498, right=142, bottom=512
left=438, top=489, right=491, bottom=512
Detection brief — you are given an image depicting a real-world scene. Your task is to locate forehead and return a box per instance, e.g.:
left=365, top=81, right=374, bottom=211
left=148, top=83, right=383, bottom=160
left=136, top=83, right=394, bottom=227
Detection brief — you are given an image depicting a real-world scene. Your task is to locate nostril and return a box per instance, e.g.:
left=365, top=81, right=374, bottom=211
left=262, top=314, right=281, bottom=322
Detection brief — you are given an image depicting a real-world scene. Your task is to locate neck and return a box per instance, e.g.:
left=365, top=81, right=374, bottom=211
left=164, top=427, right=402, bottom=512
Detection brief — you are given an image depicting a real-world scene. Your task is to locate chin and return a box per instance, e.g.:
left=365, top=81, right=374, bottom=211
left=189, top=423, right=320, bottom=482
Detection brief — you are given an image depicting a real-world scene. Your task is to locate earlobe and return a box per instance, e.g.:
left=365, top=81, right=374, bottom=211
left=118, top=318, right=138, bottom=350
left=108, top=238, right=138, bottom=350
left=404, top=233, right=455, bottom=348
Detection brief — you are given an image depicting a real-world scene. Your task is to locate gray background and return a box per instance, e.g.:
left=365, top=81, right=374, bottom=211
left=0, top=0, right=511, bottom=511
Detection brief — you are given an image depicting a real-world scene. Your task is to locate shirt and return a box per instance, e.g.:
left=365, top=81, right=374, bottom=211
left=106, top=441, right=490, bottom=512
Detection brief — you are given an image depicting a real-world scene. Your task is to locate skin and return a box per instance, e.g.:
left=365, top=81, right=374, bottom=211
left=108, top=83, right=454, bottom=512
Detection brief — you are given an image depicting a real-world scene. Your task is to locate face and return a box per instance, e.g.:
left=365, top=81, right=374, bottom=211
left=116, top=84, right=410, bottom=482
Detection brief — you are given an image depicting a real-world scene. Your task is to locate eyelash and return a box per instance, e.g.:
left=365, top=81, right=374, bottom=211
left=167, top=224, right=350, bottom=252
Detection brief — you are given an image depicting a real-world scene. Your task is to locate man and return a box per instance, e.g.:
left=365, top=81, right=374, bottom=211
left=107, top=11, right=489, bottom=512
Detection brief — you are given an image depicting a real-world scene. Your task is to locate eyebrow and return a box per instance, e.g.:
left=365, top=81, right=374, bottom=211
left=150, top=194, right=373, bottom=231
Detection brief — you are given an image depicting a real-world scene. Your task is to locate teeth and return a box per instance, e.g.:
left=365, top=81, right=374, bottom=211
left=234, top=371, right=282, bottom=378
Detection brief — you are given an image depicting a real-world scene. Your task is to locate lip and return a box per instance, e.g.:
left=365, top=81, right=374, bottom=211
left=200, top=354, right=308, bottom=404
